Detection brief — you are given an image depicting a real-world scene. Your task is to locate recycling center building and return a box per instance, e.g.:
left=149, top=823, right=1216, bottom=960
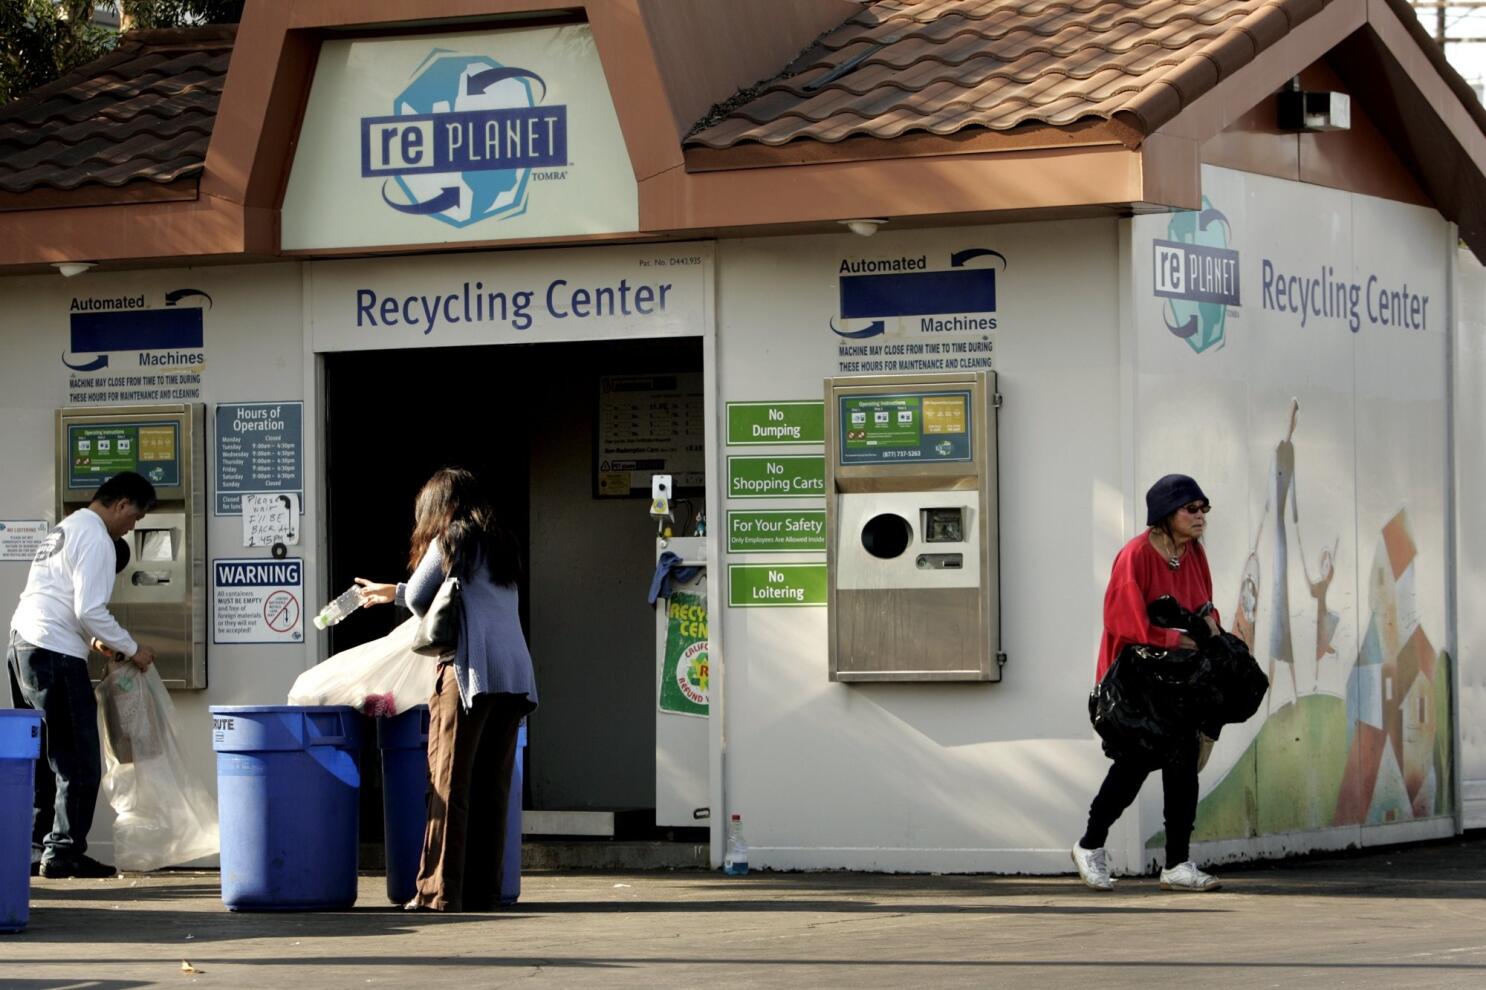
left=4, top=0, right=1486, bottom=874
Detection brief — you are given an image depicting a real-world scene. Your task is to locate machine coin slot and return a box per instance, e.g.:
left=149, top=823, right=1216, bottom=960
left=915, top=553, right=964, bottom=569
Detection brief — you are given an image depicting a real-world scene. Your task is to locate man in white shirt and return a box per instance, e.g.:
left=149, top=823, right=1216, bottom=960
left=7, top=471, right=158, bottom=879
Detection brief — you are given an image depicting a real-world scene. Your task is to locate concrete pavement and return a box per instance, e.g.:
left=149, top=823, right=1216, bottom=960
left=5, top=834, right=1486, bottom=989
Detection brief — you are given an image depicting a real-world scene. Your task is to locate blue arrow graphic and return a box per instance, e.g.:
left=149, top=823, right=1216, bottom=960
left=63, top=352, right=109, bottom=371
left=950, top=248, right=1008, bottom=269
left=382, top=182, right=461, bottom=215
left=466, top=66, right=546, bottom=100
left=831, top=319, right=887, bottom=339
left=165, top=288, right=213, bottom=309
left=1198, top=208, right=1231, bottom=238
left=1164, top=310, right=1199, bottom=339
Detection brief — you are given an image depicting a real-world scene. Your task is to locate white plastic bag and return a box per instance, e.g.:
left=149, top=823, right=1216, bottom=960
left=96, top=662, right=220, bottom=871
left=288, top=616, right=436, bottom=716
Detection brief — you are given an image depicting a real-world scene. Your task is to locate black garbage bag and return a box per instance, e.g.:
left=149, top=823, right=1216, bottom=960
left=1088, top=645, right=1204, bottom=767
left=1088, top=597, right=1269, bottom=765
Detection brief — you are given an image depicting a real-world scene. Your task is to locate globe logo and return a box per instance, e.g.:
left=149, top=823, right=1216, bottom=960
left=365, top=48, right=568, bottom=228
left=1155, top=197, right=1241, bottom=354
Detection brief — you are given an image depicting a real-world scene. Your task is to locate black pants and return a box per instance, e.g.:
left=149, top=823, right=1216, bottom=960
left=7, top=631, right=100, bottom=862
left=1080, top=738, right=1199, bottom=868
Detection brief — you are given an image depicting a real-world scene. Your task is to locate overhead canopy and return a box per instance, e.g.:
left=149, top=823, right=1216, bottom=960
left=2, top=0, right=1485, bottom=271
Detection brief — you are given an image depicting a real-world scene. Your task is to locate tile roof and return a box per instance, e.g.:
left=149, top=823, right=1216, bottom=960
left=0, top=26, right=235, bottom=196
left=687, top=0, right=1326, bottom=149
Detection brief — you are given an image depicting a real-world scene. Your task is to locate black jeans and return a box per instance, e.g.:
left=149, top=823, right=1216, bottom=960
left=7, top=631, right=102, bottom=862
left=1080, top=737, right=1199, bottom=868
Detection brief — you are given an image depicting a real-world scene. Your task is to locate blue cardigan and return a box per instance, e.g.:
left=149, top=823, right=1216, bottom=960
left=398, top=539, right=537, bottom=713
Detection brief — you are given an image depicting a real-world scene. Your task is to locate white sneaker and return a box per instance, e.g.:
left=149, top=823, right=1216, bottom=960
left=1071, top=844, right=1115, bottom=890
left=1159, top=861, right=1221, bottom=891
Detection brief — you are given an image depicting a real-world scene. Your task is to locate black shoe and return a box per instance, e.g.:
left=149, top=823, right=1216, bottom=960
left=39, top=854, right=117, bottom=879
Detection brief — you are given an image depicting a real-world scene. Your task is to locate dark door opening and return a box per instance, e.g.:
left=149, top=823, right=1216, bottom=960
left=323, top=336, right=703, bottom=825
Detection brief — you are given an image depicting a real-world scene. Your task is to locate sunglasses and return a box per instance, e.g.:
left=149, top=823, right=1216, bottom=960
left=1180, top=502, right=1212, bottom=515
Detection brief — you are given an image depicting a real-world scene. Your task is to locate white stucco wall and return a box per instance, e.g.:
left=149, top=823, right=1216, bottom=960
left=714, top=221, right=1127, bottom=872
left=0, top=262, right=312, bottom=863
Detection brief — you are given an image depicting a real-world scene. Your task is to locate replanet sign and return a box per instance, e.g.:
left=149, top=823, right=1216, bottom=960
left=282, top=25, right=637, bottom=250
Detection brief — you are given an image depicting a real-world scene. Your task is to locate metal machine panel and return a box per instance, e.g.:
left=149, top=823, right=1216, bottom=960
left=55, top=403, right=207, bottom=689
left=825, top=372, right=1000, bottom=682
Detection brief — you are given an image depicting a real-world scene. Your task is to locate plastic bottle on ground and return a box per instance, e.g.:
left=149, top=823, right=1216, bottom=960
left=313, top=586, right=365, bottom=630
left=724, top=813, right=749, bottom=876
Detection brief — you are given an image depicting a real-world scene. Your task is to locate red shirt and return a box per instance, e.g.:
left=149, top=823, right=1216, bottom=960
left=1095, top=532, right=1219, bottom=682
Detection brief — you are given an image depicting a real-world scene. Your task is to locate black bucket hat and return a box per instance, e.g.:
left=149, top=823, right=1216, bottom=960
left=1145, top=474, right=1208, bottom=526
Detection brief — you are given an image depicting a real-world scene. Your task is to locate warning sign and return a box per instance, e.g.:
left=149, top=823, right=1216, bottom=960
left=213, top=557, right=304, bottom=644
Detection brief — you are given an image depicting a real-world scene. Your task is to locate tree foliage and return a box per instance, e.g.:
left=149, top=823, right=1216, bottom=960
left=0, top=0, right=243, bottom=104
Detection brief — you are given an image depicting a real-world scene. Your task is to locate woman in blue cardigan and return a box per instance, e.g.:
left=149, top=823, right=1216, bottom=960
left=359, top=467, right=537, bottom=911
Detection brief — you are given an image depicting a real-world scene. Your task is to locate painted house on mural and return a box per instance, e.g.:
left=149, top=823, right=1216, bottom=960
left=3, top=0, right=1486, bottom=876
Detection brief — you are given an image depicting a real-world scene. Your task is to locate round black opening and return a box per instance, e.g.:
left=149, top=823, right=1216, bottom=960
left=861, top=513, right=912, bottom=559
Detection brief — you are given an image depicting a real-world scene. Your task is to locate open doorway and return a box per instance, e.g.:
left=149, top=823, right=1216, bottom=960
left=323, top=336, right=704, bottom=824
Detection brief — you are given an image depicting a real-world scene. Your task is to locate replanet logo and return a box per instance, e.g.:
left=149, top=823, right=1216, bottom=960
left=1152, top=198, right=1241, bottom=354
left=361, top=48, right=569, bottom=228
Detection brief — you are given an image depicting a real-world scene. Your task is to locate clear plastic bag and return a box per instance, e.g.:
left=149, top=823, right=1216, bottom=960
left=288, top=616, right=437, bottom=717
left=96, top=662, right=220, bottom=871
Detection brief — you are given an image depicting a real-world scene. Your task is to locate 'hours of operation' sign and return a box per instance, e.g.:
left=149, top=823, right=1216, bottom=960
left=216, top=402, right=304, bottom=515
left=213, top=557, right=303, bottom=644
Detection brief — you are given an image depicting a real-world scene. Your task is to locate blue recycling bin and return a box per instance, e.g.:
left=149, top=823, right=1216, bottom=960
left=377, top=707, right=524, bottom=906
left=211, top=705, right=361, bottom=911
left=1, top=710, right=43, bottom=934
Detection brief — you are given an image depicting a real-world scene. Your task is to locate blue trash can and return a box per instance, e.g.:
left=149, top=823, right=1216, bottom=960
left=377, top=709, right=524, bottom=906
left=1, top=709, right=43, bottom=934
left=211, top=706, right=361, bottom=911
left=377, top=706, right=429, bottom=906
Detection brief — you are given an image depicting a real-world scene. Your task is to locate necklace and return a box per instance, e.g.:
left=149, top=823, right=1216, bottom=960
left=1154, top=532, right=1183, bottom=569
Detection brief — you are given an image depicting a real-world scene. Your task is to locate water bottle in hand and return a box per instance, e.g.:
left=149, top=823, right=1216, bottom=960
left=313, top=586, right=365, bottom=630
left=724, top=813, right=749, bottom=876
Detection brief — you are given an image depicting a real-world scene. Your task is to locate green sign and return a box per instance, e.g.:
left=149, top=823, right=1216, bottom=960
left=728, top=563, right=827, bottom=607
left=659, top=590, right=708, bottom=717
left=727, top=510, right=826, bottom=553
left=67, top=422, right=181, bottom=490
left=727, top=456, right=825, bottom=499
left=726, top=401, right=824, bottom=445
left=839, top=391, right=971, bottom=465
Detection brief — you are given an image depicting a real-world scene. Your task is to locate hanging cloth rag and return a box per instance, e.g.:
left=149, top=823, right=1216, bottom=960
left=648, top=550, right=702, bottom=605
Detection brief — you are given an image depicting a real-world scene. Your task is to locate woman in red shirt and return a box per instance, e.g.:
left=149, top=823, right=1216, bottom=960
left=1071, top=474, right=1222, bottom=893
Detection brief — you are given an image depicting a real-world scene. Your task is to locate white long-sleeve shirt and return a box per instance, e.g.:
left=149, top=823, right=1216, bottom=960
left=9, top=507, right=138, bottom=660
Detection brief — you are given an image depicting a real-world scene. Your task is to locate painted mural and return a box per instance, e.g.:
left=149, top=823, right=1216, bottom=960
left=1139, top=166, right=1453, bottom=855
left=1146, top=401, right=1453, bottom=849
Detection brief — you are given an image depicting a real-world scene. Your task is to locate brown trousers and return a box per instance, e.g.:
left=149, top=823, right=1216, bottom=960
left=411, top=664, right=526, bottom=911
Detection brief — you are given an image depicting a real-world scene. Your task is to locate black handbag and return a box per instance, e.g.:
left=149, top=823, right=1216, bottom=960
left=411, top=574, right=462, bottom=657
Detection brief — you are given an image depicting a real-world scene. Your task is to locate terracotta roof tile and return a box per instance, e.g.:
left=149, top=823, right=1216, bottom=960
left=687, top=0, right=1331, bottom=149
left=0, top=26, right=234, bottom=196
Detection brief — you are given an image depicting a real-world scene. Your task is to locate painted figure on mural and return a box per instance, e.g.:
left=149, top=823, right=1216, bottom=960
left=1305, top=540, right=1341, bottom=672
left=1240, top=399, right=1344, bottom=709
left=1260, top=398, right=1295, bottom=704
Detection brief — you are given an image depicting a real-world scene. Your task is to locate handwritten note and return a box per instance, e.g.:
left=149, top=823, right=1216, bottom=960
left=242, top=493, right=300, bottom=547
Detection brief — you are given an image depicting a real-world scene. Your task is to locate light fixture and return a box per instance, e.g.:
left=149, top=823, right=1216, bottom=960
left=1276, top=77, right=1350, bottom=132
left=840, top=218, right=887, bottom=238
left=51, top=262, right=96, bottom=278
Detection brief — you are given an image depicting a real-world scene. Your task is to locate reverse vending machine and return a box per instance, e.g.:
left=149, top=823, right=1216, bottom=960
left=825, top=372, right=1001, bottom=682
left=56, top=403, right=207, bottom=689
